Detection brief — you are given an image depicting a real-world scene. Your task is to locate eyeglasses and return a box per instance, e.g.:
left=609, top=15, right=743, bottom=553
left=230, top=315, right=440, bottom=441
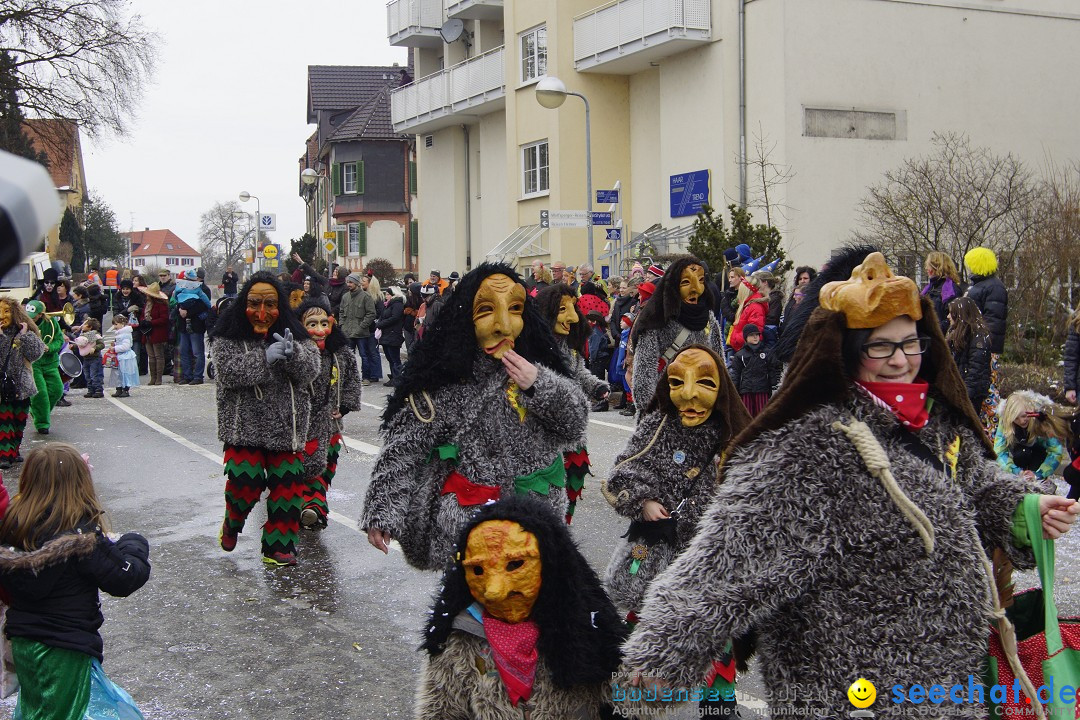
left=861, top=336, right=930, bottom=359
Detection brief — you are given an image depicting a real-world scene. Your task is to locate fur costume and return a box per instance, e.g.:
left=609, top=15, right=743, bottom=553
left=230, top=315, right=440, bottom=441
left=298, top=300, right=362, bottom=526
left=362, top=263, right=587, bottom=570
left=0, top=323, right=44, bottom=464
left=213, top=273, right=321, bottom=564
left=415, top=496, right=627, bottom=719
left=621, top=284, right=1042, bottom=718
left=535, top=285, right=608, bottom=522
left=629, top=258, right=723, bottom=414
left=604, top=345, right=749, bottom=613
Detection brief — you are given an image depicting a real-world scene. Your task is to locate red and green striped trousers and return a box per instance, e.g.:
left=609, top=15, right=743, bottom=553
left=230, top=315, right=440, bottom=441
left=222, top=444, right=306, bottom=557
left=303, top=432, right=342, bottom=521
left=0, top=399, right=30, bottom=462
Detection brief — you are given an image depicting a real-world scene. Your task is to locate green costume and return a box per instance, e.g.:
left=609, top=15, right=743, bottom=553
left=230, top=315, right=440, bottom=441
left=26, top=302, right=62, bottom=432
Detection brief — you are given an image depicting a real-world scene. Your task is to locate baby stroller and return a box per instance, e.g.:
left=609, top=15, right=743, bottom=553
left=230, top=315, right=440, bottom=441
left=205, top=296, right=235, bottom=380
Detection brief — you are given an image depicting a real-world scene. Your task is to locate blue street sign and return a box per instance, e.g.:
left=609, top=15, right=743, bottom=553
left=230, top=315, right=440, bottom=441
left=670, top=169, right=711, bottom=218
left=591, top=211, right=613, bottom=226
left=596, top=189, right=620, bottom=204
left=606, top=228, right=622, bottom=241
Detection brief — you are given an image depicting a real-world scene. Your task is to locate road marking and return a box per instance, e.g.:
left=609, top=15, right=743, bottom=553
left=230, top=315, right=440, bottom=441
left=106, top=397, right=367, bottom=536
left=590, top=417, right=634, bottom=432
left=342, top=435, right=380, bottom=456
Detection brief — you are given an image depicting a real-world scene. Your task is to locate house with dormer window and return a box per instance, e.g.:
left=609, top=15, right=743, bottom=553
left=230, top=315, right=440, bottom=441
left=124, top=229, right=199, bottom=273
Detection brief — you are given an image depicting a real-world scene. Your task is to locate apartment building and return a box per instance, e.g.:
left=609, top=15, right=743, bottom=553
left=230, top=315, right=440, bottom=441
left=388, top=0, right=1080, bottom=274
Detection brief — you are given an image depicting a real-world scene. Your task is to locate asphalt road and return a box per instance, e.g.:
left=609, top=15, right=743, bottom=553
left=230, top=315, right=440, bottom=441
left=0, top=371, right=1078, bottom=720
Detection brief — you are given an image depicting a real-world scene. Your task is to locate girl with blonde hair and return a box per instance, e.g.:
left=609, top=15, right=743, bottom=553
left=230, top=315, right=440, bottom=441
left=994, top=390, right=1067, bottom=485
left=728, top=275, right=768, bottom=351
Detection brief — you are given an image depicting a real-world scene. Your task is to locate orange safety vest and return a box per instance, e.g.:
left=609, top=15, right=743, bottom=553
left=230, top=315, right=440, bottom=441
left=105, top=269, right=118, bottom=288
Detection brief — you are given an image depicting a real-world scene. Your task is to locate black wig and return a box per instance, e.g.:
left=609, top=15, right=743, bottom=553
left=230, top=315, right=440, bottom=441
left=534, top=284, right=588, bottom=355
left=630, top=256, right=714, bottom=346
left=643, top=344, right=752, bottom=442
left=297, top=298, right=347, bottom=355
left=210, top=272, right=310, bottom=342
left=420, top=495, right=628, bottom=687
left=382, top=263, right=571, bottom=425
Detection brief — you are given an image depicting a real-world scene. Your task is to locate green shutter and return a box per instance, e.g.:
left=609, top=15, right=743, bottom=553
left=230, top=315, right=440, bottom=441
left=331, top=163, right=342, bottom=195
left=357, top=161, right=365, bottom=195
left=335, top=229, right=344, bottom=255
left=410, top=219, right=418, bottom=256
left=409, top=161, right=417, bottom=195
left=358, top=222, right=367, bottom=255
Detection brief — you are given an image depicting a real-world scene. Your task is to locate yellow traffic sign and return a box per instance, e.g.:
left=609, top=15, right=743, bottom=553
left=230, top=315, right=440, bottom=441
left=265, top=259, right=278, bottom=268
left=324, top=240, right=336, bottom=254
left=262, top=244, right=278, bottom=259
left=323, top=231, right=336, bottom=240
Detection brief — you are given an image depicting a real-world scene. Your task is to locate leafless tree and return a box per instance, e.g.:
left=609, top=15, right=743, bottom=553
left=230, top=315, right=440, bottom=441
left=736, top=125, right=796, bottom=230
left=199, top=201, right=254, bottom=283
left=854, top=132, right=1041, bottom=281
left=0, top=0, right=158, bottom=141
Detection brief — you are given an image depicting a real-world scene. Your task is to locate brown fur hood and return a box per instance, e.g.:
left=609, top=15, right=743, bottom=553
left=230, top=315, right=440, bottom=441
left=0, top=531, right=98, bottom=574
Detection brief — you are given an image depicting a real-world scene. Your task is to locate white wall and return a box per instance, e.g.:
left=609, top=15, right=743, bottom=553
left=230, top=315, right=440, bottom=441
left=473, top=111, right=509, bottom=264
left=417, top=126, right=466, bottom=275
left=368, top=220, right=404, bottom=267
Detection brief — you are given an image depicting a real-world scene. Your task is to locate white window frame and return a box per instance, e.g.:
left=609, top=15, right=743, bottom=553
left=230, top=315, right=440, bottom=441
left=521, top=140, right=549, bottom=199
left=348, top=223, right=360, bottom=255
left=519, top=25, right=547, bottom=85
left=343, top=162, right=358, bottom=194
left=134, top=258, right=145, bottom=267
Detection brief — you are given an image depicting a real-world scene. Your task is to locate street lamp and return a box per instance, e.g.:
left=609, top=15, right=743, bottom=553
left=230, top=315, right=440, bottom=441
left=536, top=75, right=593, bottom=268
left=239, top=191, right=260, bottom=274
left=300, top=169, right=331, bottom=263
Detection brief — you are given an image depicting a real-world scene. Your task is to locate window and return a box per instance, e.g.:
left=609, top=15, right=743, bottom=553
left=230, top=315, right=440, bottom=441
left=348, top=223, right=367, bottom=255
left=181, top=258, right=195, bottom=267
left=343, top=162, right=358, bottom=194
left=165, top=243, right=174, bottom=250
left=134, top=258, right=145, bottom=267
left=522, top=141, right=549, bottom=197
left=165, top=257, right=178, bottom=265
left=520, top=26, right=547, bottom=83
left=333, top=161, right=364, bottom=195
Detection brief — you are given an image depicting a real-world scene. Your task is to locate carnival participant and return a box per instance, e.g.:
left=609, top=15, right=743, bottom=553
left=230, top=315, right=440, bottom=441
left=535, top=285, right=609, bottom=523
left=212, top=273, right=320, bottom=567
left=0, top=298, right=45, bottom=467
left=297, top=300, right=362, bottom=530
left=415, top=495, right=626, bottom=720
left=360, top=263, right=588, bottom=570
left=603, top=344, right=749, bottom=714
left=622, top=252, right=1079, bottom=718
left=25, top=300, right=63, bottom=435
left=629, top=257, right=723, bottom=416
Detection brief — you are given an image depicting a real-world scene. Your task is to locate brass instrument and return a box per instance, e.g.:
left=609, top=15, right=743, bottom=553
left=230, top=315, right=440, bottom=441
left=44, top=302, right=75, bottom=326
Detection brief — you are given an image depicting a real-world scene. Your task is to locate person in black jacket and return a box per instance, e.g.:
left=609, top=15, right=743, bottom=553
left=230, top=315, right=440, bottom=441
left=0, top=443, right=151, bottom=719
left=1065, top=311, right=1080, bottom=406
left=945, top=297, right=992, bottom=412
left=730, top=324, right=779, bottom=416
left=963, top=246, right=1008, bottom=435
left=377, top=286, right=405, bottom=385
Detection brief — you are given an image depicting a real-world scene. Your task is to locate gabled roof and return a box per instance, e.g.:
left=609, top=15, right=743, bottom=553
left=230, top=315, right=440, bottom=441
left=307, top=65, right=408, bottom=123
left=124, top=229, right=199, bottom=257
left=23, top=119, right=85, bottom=193
left=329, top=87, right=398, bottom=142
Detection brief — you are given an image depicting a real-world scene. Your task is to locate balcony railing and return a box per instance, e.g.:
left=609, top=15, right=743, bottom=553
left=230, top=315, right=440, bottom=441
left=445, top=0, right=503, bottom=20
left=574, top=0, right=712, bottom=74
left=387, top=0, right=444, bottom=47
left=391, top=45, right=505, bottom=134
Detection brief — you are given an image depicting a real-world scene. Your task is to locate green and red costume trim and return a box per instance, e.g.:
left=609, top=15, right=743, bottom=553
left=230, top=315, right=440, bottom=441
left=563, top=446, right=590, bottom=524
left=432, top=443, right=567, bottom=507
left=302, top=432, right=342, bottom=522
left=222, top=444, right=305, bottom=558
left=0, top=399, right=30, bottom=462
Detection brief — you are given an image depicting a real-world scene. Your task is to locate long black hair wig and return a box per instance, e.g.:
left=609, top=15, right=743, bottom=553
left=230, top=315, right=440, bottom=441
left=630, top=256, right=715, bottom=346
left=420, top=495, right=628, bottom=687
left=210, top=271, right=310, bottom=342
left=382, top=263, right=571, bottom=425
left=297, top=298, right=347, bottom=355
left=534, top=284, right=588, bottom=355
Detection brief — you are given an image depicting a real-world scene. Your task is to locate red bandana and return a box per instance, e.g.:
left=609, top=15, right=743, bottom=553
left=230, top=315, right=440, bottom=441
left=857, top=379, right=931, bottom=429
left=482, top=613, right=540, bottom=707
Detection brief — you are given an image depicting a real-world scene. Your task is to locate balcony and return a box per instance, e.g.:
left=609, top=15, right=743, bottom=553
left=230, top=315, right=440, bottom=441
left=391, top=46, right=506, bottom=134
left=445, top=0, right=503, bottom=21
left=574, top=0, right=712, bottom=74
left=387, top=0, right=444, bottom=48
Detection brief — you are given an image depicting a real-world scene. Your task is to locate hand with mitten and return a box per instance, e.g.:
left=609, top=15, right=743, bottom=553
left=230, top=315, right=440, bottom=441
left=265, top=329, right=295, bottom=364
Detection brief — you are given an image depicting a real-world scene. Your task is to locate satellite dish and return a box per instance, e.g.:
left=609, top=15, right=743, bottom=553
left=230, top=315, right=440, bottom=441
left=440, top=19, right=465, bottom=44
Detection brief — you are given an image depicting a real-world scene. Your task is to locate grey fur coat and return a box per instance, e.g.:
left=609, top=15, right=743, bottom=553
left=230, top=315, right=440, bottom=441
left=214, top=336, right=321, bottom=453
left=621, top=392, right=1038, bottom=718
left=0, top=329, right=44, bottom=401
left=603, top=411, right=726, bottom=612
left=360, top=356, right=588, bottom=570
left=414, top=611, right=609, bottom=720
left=301, top=345, right=363, bottom=477
left=631, top=315, right=724, bottom=413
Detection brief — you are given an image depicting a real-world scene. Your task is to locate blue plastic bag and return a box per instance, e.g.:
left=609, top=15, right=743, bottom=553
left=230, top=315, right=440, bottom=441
left=85, top=659, right=144, bottom=720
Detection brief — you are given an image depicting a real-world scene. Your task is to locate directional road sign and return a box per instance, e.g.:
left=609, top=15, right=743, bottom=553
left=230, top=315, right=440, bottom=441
left=592, top=212, right=613, bottom=226
left=540, top=209, right=589, bottom=229
left=596, top=190, right=620, bottom=204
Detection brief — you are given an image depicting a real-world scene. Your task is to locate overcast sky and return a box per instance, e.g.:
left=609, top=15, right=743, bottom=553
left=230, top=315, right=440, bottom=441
left=82, top=1, right=407, bottom=254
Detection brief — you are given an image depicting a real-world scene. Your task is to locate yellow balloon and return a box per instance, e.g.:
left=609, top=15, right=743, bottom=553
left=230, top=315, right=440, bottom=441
left=847, top=678, right=877, bottom=709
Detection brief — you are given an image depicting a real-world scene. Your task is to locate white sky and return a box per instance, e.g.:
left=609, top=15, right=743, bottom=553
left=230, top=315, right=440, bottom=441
left=82, top=1, right=408, bottom=253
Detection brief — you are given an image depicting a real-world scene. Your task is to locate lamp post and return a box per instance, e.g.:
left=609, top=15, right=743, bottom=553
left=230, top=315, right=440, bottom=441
left=239, top=191, right=260, bottom=274
left=536, top=75, right=593, bottom=268
left=300, top=168, right=330, bottom=264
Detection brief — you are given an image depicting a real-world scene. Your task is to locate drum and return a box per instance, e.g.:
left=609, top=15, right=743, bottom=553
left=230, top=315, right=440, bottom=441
left=58, top=348, right=83, bottom=382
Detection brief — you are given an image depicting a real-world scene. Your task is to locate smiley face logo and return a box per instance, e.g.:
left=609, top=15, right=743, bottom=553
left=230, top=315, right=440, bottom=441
left=847, top=678, right=876, bottom=709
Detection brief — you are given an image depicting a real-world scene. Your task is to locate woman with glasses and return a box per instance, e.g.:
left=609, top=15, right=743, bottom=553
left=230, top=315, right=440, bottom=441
left=619, top=253, right=1079, bottom=718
